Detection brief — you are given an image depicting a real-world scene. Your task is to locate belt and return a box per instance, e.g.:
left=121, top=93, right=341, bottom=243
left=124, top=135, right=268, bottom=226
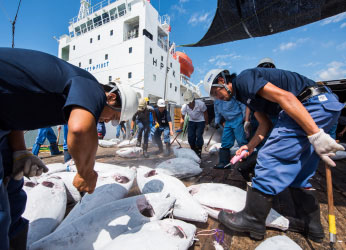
left=297, top=86, right=328, bottom=103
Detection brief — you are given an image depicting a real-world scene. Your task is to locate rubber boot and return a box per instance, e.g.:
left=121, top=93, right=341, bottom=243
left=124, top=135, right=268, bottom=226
left=64, top=150, right=72, bottom=163
left=9, top=223, right=28, bottom=250
left=136, top=139, right=141, bottom=147
left=218, top=186, right=273, bottom=240
left=32, top=143, right=41, bottom=156
left=164, top=142, right=171, bottom=156
left=154, top=141, right=164, bottom=155
left=287, top=188, right=324, bottom=242
left=143, top=144, right=149, bottom=158
left=49, top=142, right=62, bottom=156
left=214, top=148, right=230, bottom=169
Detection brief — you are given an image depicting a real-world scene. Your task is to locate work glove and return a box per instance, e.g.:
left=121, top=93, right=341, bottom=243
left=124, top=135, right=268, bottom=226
left=130, top=129, right=134, bottom=136
left=244, top=121, right=251, bottom=138
left=205, top=124, right=209, bottom=131
left=73, top=170, right=98, bottom=194
left=175, top=129, right=183, bottom=133
left=308, top=129, right=345, bottom=167
left=211, top=122, right=220, bottom=129
left=155, top=122, right=160, bottom=129
left=12, top=150, right=49, bottom=180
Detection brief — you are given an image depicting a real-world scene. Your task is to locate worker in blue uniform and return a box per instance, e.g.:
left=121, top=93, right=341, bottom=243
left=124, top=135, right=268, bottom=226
left=204, top=67, right=344, bottom=242
left=213, top=98, right=247, bottom=168
left=0, top=47, right=138, bottom=250
left=32, top=127, right=62, bottom=156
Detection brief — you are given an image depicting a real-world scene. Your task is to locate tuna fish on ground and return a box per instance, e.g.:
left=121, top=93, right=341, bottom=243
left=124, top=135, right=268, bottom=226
left=155, top=158, right=202, bottom=179
left=58, top=167, right=136, bottom=228
left=187, top=183, right=289, bottom=231
left=136, top=166, right=208, bottom=223
left=255, top=235, right=302, bottom=250
left=29, top=193, right=176, bottom=250
left=23, top=177, right=67, bottom=248
left=100, top=219, right=196, bottom=250
left=117, top=138, right=137, bottom=148
left=98, top=139, right=117, bottom=148
left=172, top=146, right=201, bottom=164
left=50, top=172, right=82, bottom=203
left=116, top=146, right=142, bottom=158
left=208, top=143, right=221, bottom=155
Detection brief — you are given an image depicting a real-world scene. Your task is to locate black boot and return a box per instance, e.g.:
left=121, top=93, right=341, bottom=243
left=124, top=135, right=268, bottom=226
left=214, top=148, right=230, bottom=169
left=49, top=142, right=62, bottom=156
left=10, top=223, right=28, bottom=250
left=154, top=142, right=164, bottom=155
left=287, top=188, right=324, bottom=242
left=136, top=138, right=142, bottom=147
left=218, top=186, right=273, bottom=240
left=143, top=144, right=149, bottom=158
left=196, top=146, right=202, bottom=158
left=164, top=142, right=171, bottom=156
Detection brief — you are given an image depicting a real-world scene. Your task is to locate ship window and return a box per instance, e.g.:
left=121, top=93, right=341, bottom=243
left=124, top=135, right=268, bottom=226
left=110, top=30, right=113, bottom=36
left=150, top=48, right=152, bottom=54
left=69, top=31, right=75, bottom=38
left=170, top=83, right=172, bottom=88
left=90, top=38, right=93, bottom=43
left=81, top=23, right=87, bottom=33
left=75, top=26, right=81, bottom=36
left=79, top=62, right=81, bottom=67
left=143, top=29, right=153, bottom=41
left=170, top=62, right=172, bottom=67
left=98, top=35, right=100, bottom=40
left=105, top=54, right=108, bottom=60
left=93, top=16, right=102, bottom=28
left=102, top=12, right=110, bottom=24
left=110, top=8, right=118, bottom=20
left=87, top=20, right=94, bottom=31
left=124, top=16, right=139, bottom=41
left=61, top=46, right=70, bottom=61
left=73, top=45, right=75, bottom=50
left=118, top=3, right=127, bottom=17
left=182, top=93, right=184, bottom=97
left=128, top=72, right=132, bottom=78
left=153, top=74, right=156, bottom=81
left=109, top=76, right=112, bottom=82
left=175, top=86, right=177, bottom=92
left=129, top=47, right=132, bottom=53
left=89, top=59, right=92, bottom=64
left=161, top=56, right=163, bottom=61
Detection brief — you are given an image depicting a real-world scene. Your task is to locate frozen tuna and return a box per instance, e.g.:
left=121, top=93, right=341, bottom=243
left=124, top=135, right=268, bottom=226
left=30, top=193, right=176, bottom=250
left=24, top=177, right=67, bottom=247
left=98, top=139, right=117, bottom=148
left=255, top=235, right=302, bottom=250
left=208, top=143, right=221, bottom=155
left=156, top=158, right=202, bottom=179
left=50, top=172, right=81, bottom=203
left=101, top=219, right=196, bottom=250
left=58, top=167, right=136, bottom=228
left=116, top=146, right=142, bottom=158
left=172, top=146, right=201, bottom=164
left=117, top=138, right=137, bottom=148
left=137, top=166, right=208, bottom=222
left=187, top=183, right=289, bottom=231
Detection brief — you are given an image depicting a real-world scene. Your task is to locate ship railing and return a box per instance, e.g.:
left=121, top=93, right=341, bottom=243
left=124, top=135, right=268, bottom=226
left=125, top=28, right=139, bottom=41
left=158, top=14, right=170, bottom=26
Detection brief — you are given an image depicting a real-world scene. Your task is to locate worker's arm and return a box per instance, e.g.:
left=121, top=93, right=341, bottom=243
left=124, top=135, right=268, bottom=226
left=168, top=121, right=174, bottom=136
left=130, top=120, right=135, bottom=130
left=204, top=110, right=209, bottom=125
left=257, top=82, right=319, bottom=136
left=179, top=114, right=185, bottom=130
left=68, top=107, right=98, bottom=194
left=8, top=130, right=26, bottom=151
left=245, top=107, right=251, bottom=123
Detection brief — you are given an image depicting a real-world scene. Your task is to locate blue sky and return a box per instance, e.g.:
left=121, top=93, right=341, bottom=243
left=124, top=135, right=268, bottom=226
left=1, top=0, right=345, bottom=96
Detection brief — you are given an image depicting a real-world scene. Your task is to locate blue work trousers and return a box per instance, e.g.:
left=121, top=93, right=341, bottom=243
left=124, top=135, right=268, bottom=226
left=137, top=121, right=150, bottom=145
left=63, top=124, right=68, bottom=151
left=97, top=122, right=106, bottom=137
left=221, top=116, right=247, bottom=149
left=253, top=91, right=344, bottom=195
left=34, top=127, right=57, bottom=145
left=116, top=124, right=126, bottom=138
left=0, top=130, right=28, bottom=250
left=187, top=121, right=205, bottom=148
left=153, top=126, right=170, bottom=147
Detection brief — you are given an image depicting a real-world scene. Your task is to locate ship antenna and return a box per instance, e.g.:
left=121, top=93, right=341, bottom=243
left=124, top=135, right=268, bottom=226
left=0, top=0, right=22, bottom=48
left=78, top=0, right=91, bottom=21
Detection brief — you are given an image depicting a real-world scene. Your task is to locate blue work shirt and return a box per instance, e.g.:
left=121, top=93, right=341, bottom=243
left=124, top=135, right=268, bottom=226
left=0, top=48, right=106, bottom=130
left=233, top=68, right=316, bottom=116
left=154, top=108, right=171, bottom=127
left=214, top=99, right=245, bottom=124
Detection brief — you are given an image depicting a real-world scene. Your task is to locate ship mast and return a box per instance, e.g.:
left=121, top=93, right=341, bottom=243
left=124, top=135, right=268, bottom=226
left=78, top=0, right=91, bottom=21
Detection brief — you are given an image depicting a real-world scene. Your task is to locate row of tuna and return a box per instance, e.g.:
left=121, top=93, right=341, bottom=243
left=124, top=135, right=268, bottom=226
left=23, top=161, right=290, bottom=249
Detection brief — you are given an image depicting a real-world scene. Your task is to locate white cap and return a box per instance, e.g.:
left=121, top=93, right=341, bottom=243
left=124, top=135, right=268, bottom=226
left=138, top=98, right=147, bottom=111
left=203, top=69, right=229, bottom=96
left=257, top=57, right=276, bottom=68
left=157, top=99, right=166, bottom=107
left=183, top=90, right=194, bottom=104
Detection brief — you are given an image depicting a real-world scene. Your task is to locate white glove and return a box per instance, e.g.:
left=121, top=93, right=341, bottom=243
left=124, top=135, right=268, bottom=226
left=308, top=129, right=345, bottom=167
left=244, top=121, right=251, bottom=138
left=205, top=124, right=209, bottom=131
left=12, top=150, right=49, bottom=180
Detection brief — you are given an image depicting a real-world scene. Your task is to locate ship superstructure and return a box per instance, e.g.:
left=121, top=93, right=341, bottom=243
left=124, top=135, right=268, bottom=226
left=58, top=0, right=200, bottom=105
